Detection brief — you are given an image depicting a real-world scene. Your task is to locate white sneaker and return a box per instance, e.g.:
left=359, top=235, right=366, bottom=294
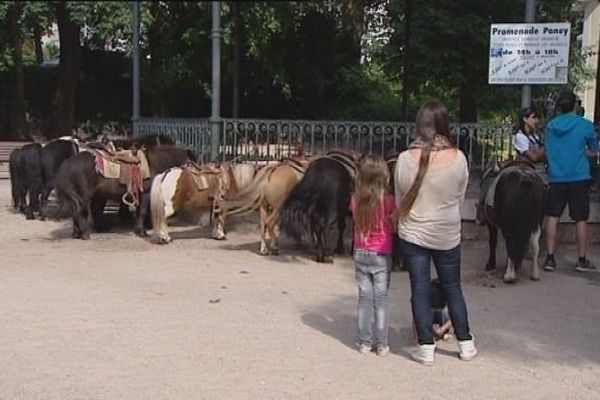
left=410, top=343, right=435, bottom=366
left=458, top=335, right=478, bottom=361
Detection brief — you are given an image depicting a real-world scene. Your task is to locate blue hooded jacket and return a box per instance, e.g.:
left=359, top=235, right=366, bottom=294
left=545, top=112, right=598, bottom=183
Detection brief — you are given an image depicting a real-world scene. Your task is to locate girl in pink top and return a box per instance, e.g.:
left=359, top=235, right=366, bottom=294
left=349, top=154, right=396, bottom=356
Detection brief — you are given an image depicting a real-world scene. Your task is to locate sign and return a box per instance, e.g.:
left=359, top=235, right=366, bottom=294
left=488, top=23, right=570, bottom=85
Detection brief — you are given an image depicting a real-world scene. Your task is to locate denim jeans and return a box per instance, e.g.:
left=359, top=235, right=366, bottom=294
left=398, top=239, right=472, bottom=345
left=354, top=249, right=391, bottom=347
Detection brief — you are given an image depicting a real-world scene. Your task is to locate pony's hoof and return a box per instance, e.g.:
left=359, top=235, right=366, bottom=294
left=316, top=256, right=334, bottom=263
left=530, top=276, right=540, bottom=281
left=212, top=235, right=227, bottom=241
left=157, top=236, right=171, bottom=245
left=485, top=264, right=495, bottom=271
left=26, top=214, right=35, bottom=220
left=135, top=229, right=149, bottom=238
left=270, top=248, right=280, bottom=256
left=80, top=233, right=91, bottom=240
left=503, top=278, right=516, bottom=284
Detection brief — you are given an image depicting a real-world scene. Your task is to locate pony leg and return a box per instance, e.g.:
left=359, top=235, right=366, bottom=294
left=503, top=258, right=516, bottom=283
left=315, top=218, right=334, bottom=263
left=266, top=208, right=280, bottom=255
left=39, top=183, right=51, bottom=220
left=73, top=206, right=91, bottom=240
left=259, top=205, right=270, bottom=255
left=485, top=222, right=498, bottom=271
left=530, top=227, right=541, bottom=281
left=134, top=192, right=151, bottom=237
left=91, top=197, right=109, bottom=232
left=211, top=210, right=227, bottom=240
left=335, top=214, right=346, bottom=254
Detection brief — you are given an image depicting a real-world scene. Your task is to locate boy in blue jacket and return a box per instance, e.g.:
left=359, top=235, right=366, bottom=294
left=543, top=89, right=598, bottom=272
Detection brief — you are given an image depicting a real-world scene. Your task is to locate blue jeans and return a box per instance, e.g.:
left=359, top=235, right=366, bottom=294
left=398, top=239, right=472, bottom=345
left=354, top=249, right=391, bottom=347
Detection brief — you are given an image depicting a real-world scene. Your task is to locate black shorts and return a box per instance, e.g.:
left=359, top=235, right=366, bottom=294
left=546, top=181, right=590, bottom=222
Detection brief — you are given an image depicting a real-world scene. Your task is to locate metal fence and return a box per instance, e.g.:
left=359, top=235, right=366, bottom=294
left=134, top=117, right=515, bottom=171
left=134, top=117, right=212, bottom=163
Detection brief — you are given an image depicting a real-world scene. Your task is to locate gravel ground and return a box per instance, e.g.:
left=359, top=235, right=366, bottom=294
left=0, top=179, right=599, bottom=400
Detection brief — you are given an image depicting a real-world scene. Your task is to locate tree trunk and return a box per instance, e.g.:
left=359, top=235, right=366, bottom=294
left=33, top=25, right=44, bottom=64
left=47, top=3, right=82, bottom=139
left=594, top=27, right=600, bottom=125
left=341, top=0, right=365, bottom=65
left=232, top=1, right=241, bottom=118
left=401, top=0, right=412, bottom=121
left=459, top=83, right=477, bottom=122
left=7, top=3, right=26, bottom=140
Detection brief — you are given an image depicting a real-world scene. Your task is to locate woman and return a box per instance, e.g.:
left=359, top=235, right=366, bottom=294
left=394, top=100, right=477, bottom=366
left=513, top=106, right=547, bottom=184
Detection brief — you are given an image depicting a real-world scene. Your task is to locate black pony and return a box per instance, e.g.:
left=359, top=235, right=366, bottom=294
left=46, top=145, right=195, bottom=239
left=9, top=143, right=42, bottom=219
left=39, top=139, right=80, bottom=219
left=280, top=150, right=357, bottom=262
left=482, top=159, right=546, bottom=283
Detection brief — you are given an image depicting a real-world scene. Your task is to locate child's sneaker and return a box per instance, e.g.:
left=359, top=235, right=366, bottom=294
left=543, top=255, right=556, bottom=271
left=358, top=343, right=372, bottom=355
left=574, top=259, right=597, bottom=272
left=376, top=345, right=390, bottom=357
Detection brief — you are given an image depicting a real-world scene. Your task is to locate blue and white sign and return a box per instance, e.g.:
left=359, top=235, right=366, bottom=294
left=489, top=23, right=571, bottom=85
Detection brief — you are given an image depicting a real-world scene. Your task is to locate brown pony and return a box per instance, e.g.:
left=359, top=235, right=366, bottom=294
left=150, top=162, right=256, bottom=243
left=222, top=158, right=311, bottom=255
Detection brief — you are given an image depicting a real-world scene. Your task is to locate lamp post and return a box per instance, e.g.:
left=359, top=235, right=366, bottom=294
left=132, top=1, right=140, bottom=136
left=210, top=1, right=222, bottom=161
left=521, top=0, right=536, bottom=109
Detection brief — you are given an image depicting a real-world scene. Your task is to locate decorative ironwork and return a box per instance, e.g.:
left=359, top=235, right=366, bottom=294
left=134, top=117, right=211, bottom=163
left=134, top=117, right=514, bottom=170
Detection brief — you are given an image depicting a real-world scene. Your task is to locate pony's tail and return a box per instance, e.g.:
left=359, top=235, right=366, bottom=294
left=222, top=164, right=273, bottom=216
left=150, top=172, right=169, bottom=241
left=279, top=192, right=312, bottom=243
left=44, top=176, right=82, bottom=220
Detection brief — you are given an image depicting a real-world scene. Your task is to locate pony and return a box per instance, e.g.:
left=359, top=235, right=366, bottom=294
left=9, top=143, right=43, bottom=219
left=39, top=138, right=80, bottom=219
left=222, top=158, right=311, bottom=255
left=150, top=162, right=257, bottom=244
left=481, top=158, right=546, bottom=283
left=46, top=146, right=195, bottom=239
left=279, top=150, right=358, bottom=263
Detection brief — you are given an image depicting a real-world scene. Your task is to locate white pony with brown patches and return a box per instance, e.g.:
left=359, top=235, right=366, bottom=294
left=150, top=162, right=256, bottom=243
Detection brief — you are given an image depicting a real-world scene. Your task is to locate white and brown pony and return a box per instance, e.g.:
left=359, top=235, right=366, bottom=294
left=222, top=158, right=311, bottom=255
left=150, top=162, right=256, bottom=244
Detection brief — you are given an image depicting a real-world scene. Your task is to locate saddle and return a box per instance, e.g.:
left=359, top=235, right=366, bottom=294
left=184, top=162, right=232, bottom=195
left=483, top=160, right=536, bottom=209
left=91, top=147, right=151, bottom=207
left=280, top=157, right=309, bottom=178
left=323, top=150, right=358, bottom=180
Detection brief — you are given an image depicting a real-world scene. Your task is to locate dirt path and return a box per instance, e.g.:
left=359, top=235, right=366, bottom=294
left=0, top=180, right=598, bottom=399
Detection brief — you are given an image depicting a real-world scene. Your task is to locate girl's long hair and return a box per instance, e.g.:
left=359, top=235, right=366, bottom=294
left=399, top=100, right=454, bottom=218
left=354, top=154, right=390, bottom=238
left=517, top=106, right=538, bottom=135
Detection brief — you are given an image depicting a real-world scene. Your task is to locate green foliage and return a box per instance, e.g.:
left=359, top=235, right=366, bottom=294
left=0, top=0, right=596, bottom=130
left=323, top=63, right=401, bottom=120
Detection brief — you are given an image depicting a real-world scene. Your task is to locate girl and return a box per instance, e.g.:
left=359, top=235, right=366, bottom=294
left=513, top=106, right=547, bottom=184
left=395, top=100, right=477, bottom=366
left=350, top=154, right=396, bottom=356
